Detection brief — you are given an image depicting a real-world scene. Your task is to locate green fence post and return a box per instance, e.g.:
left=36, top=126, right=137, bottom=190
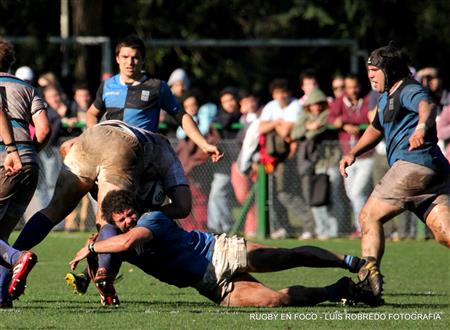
left=257, top=164, right=269, bottom=239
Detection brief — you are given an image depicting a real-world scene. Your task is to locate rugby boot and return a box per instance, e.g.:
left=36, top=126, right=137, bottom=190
left=328, top=276, right=357, bottom=303
left=8, top=251, right=38, bottom=300
left=353, top=279, right=385, bottom=307
left=65, top=272, right=90, bottom=295
left=357, top=257, right=383, bottom=297
left=94, top=267, right=119, bottom=307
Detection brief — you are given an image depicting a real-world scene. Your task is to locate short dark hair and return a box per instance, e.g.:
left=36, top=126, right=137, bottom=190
left=344, top=73, right=359, bottom=83
left=101, top=190, right=137, bottom=223
left=299, top=69, right=317, bottom=84
left=219, top=86, right=240, bottom=101
left=115, top=35, right=146, bottom=59
left=72, top=82, right=89, bottom=93
left=269, top=78, right=289, bottom=94
left=0, top=38, right=15, bottom=71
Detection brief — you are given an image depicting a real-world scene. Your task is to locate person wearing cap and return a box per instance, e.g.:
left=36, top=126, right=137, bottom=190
left=167, top=68, right=190, bottom=99
left=339, top=42, right=450, bottom=304
left=291, top=88, right=343, bottom=240
left=14, top=66, right=34, bottom=84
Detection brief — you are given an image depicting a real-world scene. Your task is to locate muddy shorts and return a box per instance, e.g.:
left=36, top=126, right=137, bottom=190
left=193, top=234, right=247, bottom=304
left=63, top=125, right=143, bottom=189
left=371, top=160, right=450, bottom=220
left=0, top=164, right=39, bottom=239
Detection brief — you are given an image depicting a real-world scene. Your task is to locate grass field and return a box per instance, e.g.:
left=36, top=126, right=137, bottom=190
left=1, top=232, right=449, bottom=329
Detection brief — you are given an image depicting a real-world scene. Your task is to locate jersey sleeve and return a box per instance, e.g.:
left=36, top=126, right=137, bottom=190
left=371, top=109, right=382, bottom=131
left=400, top=84, right=430, bottom=113
left=136, top=211, right=174, bottom=237
left=159, top=81, right=182, bottom=116
left=30, top=89, right=46, bottom=116
left=93, top=81, right=105, bottom=110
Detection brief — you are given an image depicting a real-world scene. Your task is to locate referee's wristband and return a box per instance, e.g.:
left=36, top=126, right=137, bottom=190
left=88, top=242, right=96, bottom=253
left=415, top=123, right=427, bottom=131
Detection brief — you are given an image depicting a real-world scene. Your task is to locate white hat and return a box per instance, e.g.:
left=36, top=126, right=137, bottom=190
left=167, top=68, right=190, bottom=88
left=15, top=66, right=34, bottom=81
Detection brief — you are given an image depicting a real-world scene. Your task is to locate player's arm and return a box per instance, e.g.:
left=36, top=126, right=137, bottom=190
left=175, top=111, right=223, bottom=162
left=31, top=110, right=51, bottom=152
left=160, top=185, right=192, bottom=219
left=86, top=103, right=104, bottom=128
left=408, top=100, right=436, bottom=151
left=0, top=104, right=22, bottom=175
left=339, top=123, right=383, bottom=177
left=69, top=227, right=153, bottom=270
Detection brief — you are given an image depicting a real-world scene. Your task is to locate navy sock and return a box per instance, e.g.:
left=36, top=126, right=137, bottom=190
left=344, top=255, right=365, bottom=273
left=13, top=212, right=55, bottom=250
left=97, top=224, right=121, bottom=274
left=0, top=240, right=20, bottom=265
left=0, top=266, right=12, bottom=303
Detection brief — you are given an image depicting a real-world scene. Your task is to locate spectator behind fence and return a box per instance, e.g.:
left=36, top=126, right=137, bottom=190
left=207, top=87, right=241, bottom=234
left=291, top=89, right=343, bottom=239
left=259, top=79, right=314, bottom=239
left=35, top=86, right=65, bottom=212
left=37, top=72, right=69, bottom=104
left=331, top=74, right=345, bottom=100
left=437, top=104, right=450, bottom=162
left=416, top=67, right=450, bottom=114
left=64, top=83, right=94, bottom=232
left=161, top=68, right=191, bottom=137
left=176, top=89, right=217, bottom=231
left=328, top=74, right=373, bottom=237
left=231, top=90, right=261, bottom=238
left=68, top=83, right=91, bottom=131
left=298, top=69, right=319, bottom=108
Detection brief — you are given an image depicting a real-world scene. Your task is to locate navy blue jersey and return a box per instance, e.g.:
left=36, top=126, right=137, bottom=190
left=127, top=212, right=215, bottom=288
left=93, top=74, right=182, bottom=132
left=372, top=79, right=450, bottom=173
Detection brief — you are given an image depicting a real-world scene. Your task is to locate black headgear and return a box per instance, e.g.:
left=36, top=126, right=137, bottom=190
left=367, top=41, right=410, bottom=91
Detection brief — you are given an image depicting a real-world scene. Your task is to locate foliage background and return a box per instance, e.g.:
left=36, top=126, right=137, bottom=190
left=1, top=0, right=449, bottom=102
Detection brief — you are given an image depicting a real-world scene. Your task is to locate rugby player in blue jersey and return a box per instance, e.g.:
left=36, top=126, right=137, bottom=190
left=61, top=35, right=221, bottom=163
left=4, top=120, right=190, bottom=305
left=58, top=35, right=223, bottom=297
left=340, top=42, right=450, bottom=305
left=70, top=190, right=374, bottom=307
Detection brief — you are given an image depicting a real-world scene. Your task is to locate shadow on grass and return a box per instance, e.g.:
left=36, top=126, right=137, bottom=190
left=385, top=292, right=447, bottom=297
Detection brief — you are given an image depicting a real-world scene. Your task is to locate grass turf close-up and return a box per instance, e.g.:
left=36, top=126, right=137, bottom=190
left=1, top=232, right=448, bottom=329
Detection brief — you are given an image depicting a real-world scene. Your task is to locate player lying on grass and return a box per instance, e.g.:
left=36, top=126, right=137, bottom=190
left=0, top=120, right=191, bottom=305
left=69, top=190, right=377, bottom=307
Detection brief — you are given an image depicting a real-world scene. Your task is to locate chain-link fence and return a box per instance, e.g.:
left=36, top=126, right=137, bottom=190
left=20, top=137, right=421, bottom=240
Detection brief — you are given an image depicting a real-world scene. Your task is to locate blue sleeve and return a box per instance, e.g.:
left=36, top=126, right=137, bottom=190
left=136, top=211, right=175, bottom=237
left=159, top=81, right=182, bottom=115
left=93, top=81, right=105, bottom=110
left=197, top=103, right=217, bottom=136
left=400, top=84, right=430, bottom=113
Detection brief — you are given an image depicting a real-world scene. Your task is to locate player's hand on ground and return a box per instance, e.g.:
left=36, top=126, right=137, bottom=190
left=3, top=151, right=22, bottom=176
left=339, top=154, right=356, bottom=178
left=408, top=128, right=425, bottom=151
left=69, top=246, right=90, bottom=271
left=204, top=144, right=224, bottom=162
left=59, top=137, right=78, bottom=158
